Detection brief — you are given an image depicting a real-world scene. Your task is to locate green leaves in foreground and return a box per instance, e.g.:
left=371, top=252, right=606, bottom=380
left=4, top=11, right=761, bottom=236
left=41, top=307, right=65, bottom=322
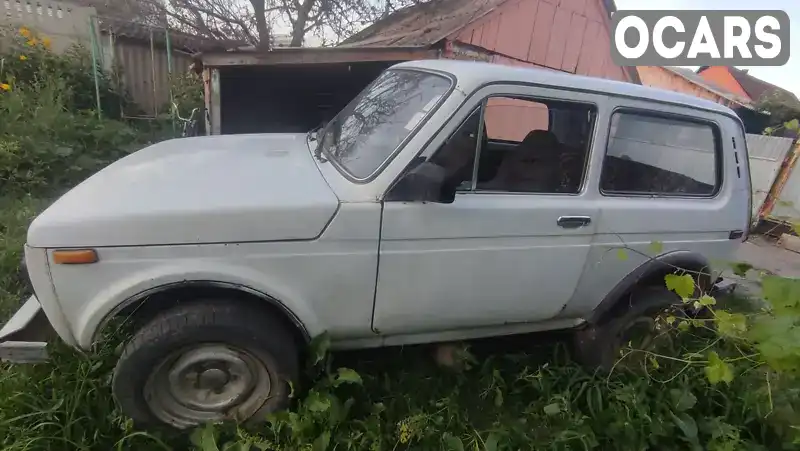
left=308, top=332, right=332, bottom=368
left=714, top=311, right=747, bottom=337
left=761, top=276, right=800, bottom=314
left=190, top=423, right=220, bottom=451
left=659, top=265, right=800, bottom=388
left=670, top=388, right=697, bottom=412
left=665, top=273, right=695, bottom=300
left=649, top=241, right=664, bottom=254
left=748, top=315, right=800, bottom=372
left=333, top=367, right=363, bottom=387
left=729, top=262, right=754, bottom=278
left=705, top=351, right=734, bottom=385
left=442, top=433, right=465, bottom=451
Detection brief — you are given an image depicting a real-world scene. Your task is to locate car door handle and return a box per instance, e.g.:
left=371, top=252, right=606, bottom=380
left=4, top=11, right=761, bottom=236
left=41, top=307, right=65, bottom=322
left=557, top=216, right=592, bottom=228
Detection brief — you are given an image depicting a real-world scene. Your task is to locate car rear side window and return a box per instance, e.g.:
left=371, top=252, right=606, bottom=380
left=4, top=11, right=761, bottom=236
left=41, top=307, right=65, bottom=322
left=600, top=111, right=720, bottom=196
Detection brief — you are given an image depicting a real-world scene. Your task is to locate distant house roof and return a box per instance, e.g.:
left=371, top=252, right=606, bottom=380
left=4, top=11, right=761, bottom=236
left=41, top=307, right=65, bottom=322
left=339, top=0, right=639, bottom=82
left=664, top=66, right=752, bottom=108
left=343, top=0, right=618, bottom=48
left=698, top=66, right=800, bottom=105
left=340, top=0, right=509, bottom=48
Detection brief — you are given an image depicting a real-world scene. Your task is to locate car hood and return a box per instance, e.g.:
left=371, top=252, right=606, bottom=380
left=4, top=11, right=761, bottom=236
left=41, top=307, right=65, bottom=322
left=28, top=134, right=340, bottom=248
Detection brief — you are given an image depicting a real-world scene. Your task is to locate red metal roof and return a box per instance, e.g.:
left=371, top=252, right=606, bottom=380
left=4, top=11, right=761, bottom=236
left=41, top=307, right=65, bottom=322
left=727, top=67, right=800, bottom=105
left=697, top=66, right=799, bottom=104
left=342, top=0, right=619, bottom=49
left=340, top=0, right=511, bottom=48
left=664, top=67, right=752, bottom=108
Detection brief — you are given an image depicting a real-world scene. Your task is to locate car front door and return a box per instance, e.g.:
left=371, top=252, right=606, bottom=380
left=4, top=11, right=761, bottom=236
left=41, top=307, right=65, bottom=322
left=372, top=84, right=605, bottom=335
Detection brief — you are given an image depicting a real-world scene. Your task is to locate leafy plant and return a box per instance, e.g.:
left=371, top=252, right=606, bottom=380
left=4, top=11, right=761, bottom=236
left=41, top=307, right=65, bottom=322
left=757, top=89, right=800, bottom=138
left=169, top=71, right=204, bottom=119
left=0, top=78, right=139, bottom=196
left=608, top=241, right=800, bottom=449
left=1, top=25, right=129, bottom=118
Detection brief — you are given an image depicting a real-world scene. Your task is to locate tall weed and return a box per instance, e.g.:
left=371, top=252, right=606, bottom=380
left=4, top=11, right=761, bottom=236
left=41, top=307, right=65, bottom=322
left=1, top=25, right=128, bottom=117
left=193, top=333, right=799, bottom=451
left=0, top=80, right=139, bottom=196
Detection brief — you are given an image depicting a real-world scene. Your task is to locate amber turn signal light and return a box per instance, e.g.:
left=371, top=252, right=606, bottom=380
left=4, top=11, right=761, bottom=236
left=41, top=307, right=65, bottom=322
left=52, top=249, right=99, bottom=265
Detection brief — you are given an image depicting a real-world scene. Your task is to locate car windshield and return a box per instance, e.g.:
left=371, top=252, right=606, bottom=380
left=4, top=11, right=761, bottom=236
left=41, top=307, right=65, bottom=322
left=318, top=69, right=452, bottom=180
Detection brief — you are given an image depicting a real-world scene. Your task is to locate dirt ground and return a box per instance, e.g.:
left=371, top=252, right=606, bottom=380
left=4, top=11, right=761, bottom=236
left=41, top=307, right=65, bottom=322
left=736, top=237, right=800, bottom=278
left=727, top=236, right=800, bottom=298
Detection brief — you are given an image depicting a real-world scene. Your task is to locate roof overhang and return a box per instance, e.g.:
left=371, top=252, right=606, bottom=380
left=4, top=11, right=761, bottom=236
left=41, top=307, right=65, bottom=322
left=661, top=67, right=753, bottom=110
left=201, top=45, right=439, bottom=67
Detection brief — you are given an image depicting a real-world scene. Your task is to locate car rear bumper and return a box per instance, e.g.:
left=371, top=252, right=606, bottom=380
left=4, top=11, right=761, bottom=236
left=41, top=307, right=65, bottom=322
left=0, top=295, right=52, bottom=363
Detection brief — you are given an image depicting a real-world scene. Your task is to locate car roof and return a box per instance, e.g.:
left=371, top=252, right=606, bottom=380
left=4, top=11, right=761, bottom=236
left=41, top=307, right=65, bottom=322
left=394, top=59, right=738, bottom=118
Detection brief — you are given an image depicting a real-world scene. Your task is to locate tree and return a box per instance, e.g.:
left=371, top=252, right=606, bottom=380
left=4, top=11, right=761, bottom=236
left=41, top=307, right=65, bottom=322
left=135, top=0, right=416, bottom=49
left=755, top=90, right=800, bottom=138
left=72, top=0, right=166, bottom=25
left=138, top=0, right=269, bottom=47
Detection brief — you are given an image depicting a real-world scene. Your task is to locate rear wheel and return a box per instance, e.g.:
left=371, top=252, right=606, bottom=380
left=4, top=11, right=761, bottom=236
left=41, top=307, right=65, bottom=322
left=573, top=287, right=682, bottom=371
left=112, top=299, right=299, bottom=429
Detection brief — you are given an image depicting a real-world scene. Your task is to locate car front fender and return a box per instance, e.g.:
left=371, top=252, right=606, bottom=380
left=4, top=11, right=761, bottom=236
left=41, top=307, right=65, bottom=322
left=71, top=261, right=321, bottom=349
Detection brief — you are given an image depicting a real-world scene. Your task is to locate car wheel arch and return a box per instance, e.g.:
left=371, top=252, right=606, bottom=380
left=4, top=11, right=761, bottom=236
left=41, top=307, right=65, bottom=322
left=92, top=280, right=311, bottom=349
left=588, top=250, right=713, bottom=325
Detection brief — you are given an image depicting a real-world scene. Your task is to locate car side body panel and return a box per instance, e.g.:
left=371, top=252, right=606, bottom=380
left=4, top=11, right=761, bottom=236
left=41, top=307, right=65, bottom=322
left=582, top=250, right=712, bottom=324
left=560, top=100, right=749, bottom=320
left=50, top=203, right=382, bottom=349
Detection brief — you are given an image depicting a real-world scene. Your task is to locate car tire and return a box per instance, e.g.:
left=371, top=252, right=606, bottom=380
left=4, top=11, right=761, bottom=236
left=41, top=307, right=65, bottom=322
left=112, top=299, right=299, bottom=429
left=572, top=286, right=681, bottom=371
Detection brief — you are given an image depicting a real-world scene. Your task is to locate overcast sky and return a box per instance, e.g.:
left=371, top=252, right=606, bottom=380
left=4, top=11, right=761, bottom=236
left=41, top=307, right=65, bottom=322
left=614, top=0, right=799, bottom=96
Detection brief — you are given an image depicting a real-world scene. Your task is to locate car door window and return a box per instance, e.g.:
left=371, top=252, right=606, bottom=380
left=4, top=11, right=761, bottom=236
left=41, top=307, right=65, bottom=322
left=476, top=96, right=595, bottom=194
left=425, top=96, right=596, bottom=195
left=600, top=111, right=720, bottom=196
left=428, top=108, right=483, bottom=192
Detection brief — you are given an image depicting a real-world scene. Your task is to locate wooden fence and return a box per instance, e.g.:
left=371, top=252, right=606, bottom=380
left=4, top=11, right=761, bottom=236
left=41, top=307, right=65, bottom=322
left=2, top=0, right=190, bottom=116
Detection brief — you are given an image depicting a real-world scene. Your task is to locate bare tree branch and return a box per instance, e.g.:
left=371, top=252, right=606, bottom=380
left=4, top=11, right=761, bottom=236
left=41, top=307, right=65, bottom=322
left=122, top=0, right=432, bottom=49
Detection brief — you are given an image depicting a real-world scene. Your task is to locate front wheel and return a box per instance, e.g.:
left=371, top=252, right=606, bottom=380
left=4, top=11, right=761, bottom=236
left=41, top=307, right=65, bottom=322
left=112, top=300, right=299, bottom=429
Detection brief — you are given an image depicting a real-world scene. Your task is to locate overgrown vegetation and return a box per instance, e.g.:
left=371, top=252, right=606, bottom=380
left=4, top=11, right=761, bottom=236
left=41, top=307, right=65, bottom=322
left=0, top=27, right=140, bottom=197
left=757, top=90, right=800, bottom=138
left=0, top=26, right=200, bottom=196
left=1, top=271, right=799, bottom=450
left=1, top=25, right=799, bottom=451
left=1, top=26, right=129, bottom=118
left=174, top=256, right=800, bottom=451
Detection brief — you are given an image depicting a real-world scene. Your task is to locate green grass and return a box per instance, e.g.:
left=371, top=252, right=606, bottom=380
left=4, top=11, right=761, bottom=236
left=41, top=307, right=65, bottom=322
left=0, top=196, right=798, bottom=451
left=0, top=196, right=49, bottom=321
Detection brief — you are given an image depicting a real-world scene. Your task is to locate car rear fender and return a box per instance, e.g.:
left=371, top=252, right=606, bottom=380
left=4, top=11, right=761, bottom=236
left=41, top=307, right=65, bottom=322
left=588, top=250, right=713, bottom=325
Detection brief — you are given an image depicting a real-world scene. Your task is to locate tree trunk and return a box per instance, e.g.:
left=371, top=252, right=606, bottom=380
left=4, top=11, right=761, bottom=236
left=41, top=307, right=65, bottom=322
left=382, top=0, right=392, bottom=18
left=250, top=0, right=271, bottom=49
left=290, top=0, right=314, bottom=47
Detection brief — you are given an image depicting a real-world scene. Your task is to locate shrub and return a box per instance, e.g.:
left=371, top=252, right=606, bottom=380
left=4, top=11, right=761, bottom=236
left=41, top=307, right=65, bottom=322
left=0, top=79, right=139, bottom=196
left=1, top=26, right=129, bottom=118
left=170, top=71, right=204, bottom=118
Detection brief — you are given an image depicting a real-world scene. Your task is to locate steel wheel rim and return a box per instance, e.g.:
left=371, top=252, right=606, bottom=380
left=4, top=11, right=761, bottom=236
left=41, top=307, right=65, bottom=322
left=144, top=344, right=272, bottom=428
